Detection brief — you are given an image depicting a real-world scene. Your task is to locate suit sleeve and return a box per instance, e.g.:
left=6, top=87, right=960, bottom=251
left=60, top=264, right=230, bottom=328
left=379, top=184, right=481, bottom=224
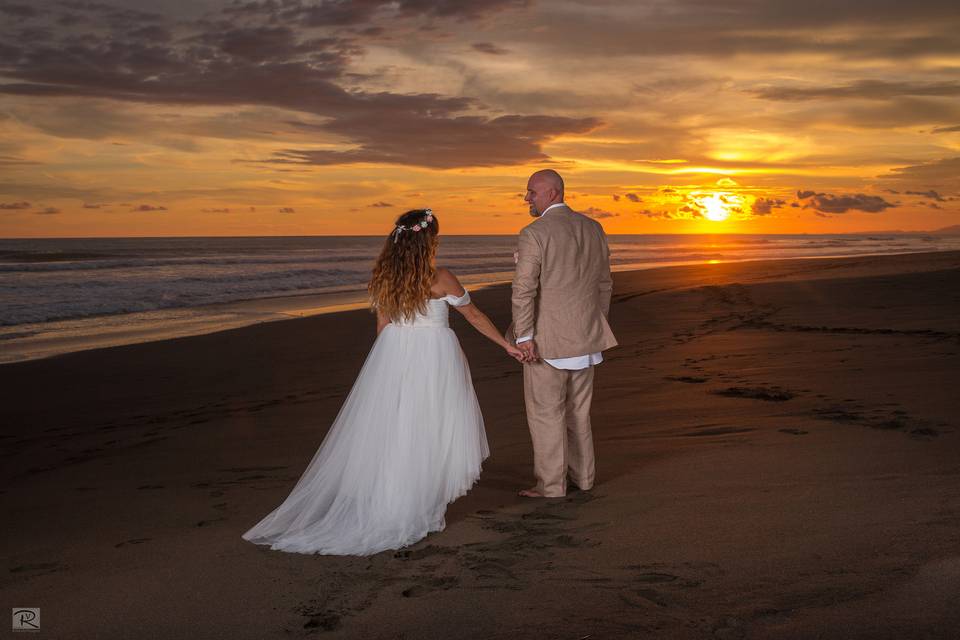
left=598, top=227, right=613, bottom=319
left=511, top=227, right=542, bottom=341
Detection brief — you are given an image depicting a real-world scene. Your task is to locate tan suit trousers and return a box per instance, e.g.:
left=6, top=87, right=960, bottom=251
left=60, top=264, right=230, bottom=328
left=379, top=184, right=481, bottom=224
left=523, top=361, right=596, bottom=497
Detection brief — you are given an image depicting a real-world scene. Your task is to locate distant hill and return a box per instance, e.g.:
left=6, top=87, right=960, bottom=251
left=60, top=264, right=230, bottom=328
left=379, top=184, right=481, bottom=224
left=850, top=225, right=960, bottom=235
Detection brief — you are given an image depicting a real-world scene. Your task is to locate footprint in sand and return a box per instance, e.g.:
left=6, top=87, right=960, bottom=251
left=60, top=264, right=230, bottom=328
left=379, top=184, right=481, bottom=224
left=216, top=466, right=288, bottom=473
left=9, top=561, right=65, bottom=577
left=300, top=610, right=341, bottom=631
left=665, top=375, right=709, bottom=384
left=393, top=545, right=456, bottom=561
left=712, top=386, right=796, bottom=402
left=619, top=587, right=671, bottom=608
left=401, top=576, right=459, bottom=597
left=114, top=538, right=152, bottom=548
left=681, top=426, right=756, bottom=438
left=634, top=572, right=679, bottom=584
left=195, top=517, right=226, bottom=527
left=812, top=406, right=940, bottom=438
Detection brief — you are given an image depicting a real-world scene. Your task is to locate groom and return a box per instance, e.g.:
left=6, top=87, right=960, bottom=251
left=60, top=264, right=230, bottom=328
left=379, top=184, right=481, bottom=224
left=510, top=169, right=618, bottom=498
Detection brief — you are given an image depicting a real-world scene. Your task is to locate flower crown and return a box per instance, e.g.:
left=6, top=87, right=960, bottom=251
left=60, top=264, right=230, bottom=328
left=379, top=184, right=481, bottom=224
left=392, top=209, right=434, bottom=243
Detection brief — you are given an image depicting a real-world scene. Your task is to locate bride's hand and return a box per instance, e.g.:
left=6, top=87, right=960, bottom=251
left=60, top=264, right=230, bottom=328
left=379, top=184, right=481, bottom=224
left=505, top=344, right=525, bottom=362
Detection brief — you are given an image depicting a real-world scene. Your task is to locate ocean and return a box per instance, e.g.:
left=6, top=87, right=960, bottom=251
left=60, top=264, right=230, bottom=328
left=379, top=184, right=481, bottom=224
left=2, top=233, right=958, bottom=363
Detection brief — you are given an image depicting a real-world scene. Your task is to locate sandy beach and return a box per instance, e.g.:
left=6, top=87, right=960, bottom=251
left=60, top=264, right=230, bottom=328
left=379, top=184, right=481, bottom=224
left=3, top=249, right=960, bottom=639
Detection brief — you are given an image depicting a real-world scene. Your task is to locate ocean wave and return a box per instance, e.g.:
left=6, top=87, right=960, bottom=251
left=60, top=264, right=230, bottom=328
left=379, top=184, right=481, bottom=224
left=3, top=235, right=958, bottom=328
left=0, top=253, right=375, bottom=272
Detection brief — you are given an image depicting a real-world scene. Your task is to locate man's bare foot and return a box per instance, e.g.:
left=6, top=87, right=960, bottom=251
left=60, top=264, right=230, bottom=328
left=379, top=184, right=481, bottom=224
left=518, top=487, right=545, bottom=498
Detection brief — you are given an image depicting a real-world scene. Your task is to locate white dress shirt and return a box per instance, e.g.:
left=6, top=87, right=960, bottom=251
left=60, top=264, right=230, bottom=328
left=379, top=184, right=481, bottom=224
left=516, top=202, right=604, bottom=371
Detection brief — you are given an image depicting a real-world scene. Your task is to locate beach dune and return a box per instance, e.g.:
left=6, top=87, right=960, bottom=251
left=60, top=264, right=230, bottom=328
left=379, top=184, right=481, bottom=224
left=2, top=250, right=960, bottom=639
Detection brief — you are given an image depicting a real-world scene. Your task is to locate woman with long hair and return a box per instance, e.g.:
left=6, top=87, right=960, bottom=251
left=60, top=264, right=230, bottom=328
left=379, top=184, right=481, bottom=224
left=242, top=209, right=522, bottom=556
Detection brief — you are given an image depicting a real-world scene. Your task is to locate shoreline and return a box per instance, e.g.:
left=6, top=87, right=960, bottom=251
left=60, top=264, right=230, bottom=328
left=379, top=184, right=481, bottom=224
left=3, top=248, right=960, bottom=366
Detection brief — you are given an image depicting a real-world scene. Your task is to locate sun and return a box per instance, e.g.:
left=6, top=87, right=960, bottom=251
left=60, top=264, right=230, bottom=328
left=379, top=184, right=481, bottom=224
left=699, top=193, right=730, bottom=221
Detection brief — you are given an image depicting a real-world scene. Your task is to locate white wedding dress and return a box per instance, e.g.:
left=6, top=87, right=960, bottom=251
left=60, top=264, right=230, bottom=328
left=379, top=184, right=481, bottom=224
left=241, top=290, right=489, bottom=556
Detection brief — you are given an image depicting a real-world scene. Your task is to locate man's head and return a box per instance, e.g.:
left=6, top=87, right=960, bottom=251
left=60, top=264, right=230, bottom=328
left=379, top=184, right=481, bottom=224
left=524, top=169, right=565, bottom=217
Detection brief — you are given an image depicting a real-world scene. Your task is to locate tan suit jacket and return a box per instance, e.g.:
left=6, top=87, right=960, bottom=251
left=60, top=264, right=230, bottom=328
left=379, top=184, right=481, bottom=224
left=511, top=204, right=618, bottom=359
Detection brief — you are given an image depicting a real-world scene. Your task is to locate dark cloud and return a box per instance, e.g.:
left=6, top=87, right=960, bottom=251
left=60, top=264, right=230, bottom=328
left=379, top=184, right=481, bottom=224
left=57, top=12, right=89, bottom=27
left=270, top=114, right=601, bottom=168
left=130, top=24, right=173, bottom=42
left=472, top=42, right=510, bottom=55
left=932, top=124, right=960, bottom=133
left=368, top=201, right=393, bottom=207
left=82, top=202, right=104, bottom=208
left=0, top=5, right=595, bottom=169
left=638, top=208, right=673, bottom=219
left=201, top=207, right=230, bottom=212
left=188, top=25, right=355, bottom=63
left=751, top=197, right=786, bottom=215
left=775, top=97, right=960, bottom=130
left=751, top=80, right=960, bottom=101
left=223, top=0, right=530, bottom=26
left=36, top=206, right=60, bottom=214
left=549, top=1, right=960, bottom=60
left=611, top=194, right=620, bottom=201
left=904, top=190, right=945, bottom=201
left=882, top=157, right=960, bottom=187
left=278, top=206, right=295, bottom=213
left=625, top=192, right=641, bottom=202
left=55, top=1, right=163, bottom=23
left=0, top=201, right=31, bottom=209
left=0, top=3, right=40, bottom=18
left=0, top=40, right=21, bottom=59
left=796, top=191, right=896, bottom=213
left=131, top=204, right=167, bottom=211
left=583, top=206, right=617, bottom=219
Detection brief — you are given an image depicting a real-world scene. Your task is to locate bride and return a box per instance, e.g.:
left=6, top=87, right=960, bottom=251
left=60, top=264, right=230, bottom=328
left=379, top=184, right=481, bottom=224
left=242, top=208, right=523, bottom=555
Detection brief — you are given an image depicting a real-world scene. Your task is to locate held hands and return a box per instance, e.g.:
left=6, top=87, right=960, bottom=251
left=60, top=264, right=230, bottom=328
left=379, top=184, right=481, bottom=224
left=501, top=324, right=538, bottom=363
left=505, top=343, right=526, bottom=363
left=517, top=339, right=539, bottom=363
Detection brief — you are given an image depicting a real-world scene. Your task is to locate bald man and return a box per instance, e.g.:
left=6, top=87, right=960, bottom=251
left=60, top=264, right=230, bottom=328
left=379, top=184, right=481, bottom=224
left=511, top=170, right=618, bottom=498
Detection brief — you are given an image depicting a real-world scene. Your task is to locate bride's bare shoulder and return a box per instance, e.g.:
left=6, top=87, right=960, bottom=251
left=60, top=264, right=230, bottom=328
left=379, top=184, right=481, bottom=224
left=434, top=267, right=465, bottom=296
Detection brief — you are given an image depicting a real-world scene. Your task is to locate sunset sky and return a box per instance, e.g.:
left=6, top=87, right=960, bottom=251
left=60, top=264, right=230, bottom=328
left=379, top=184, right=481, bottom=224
left=1, top=0, right=959, bottom=237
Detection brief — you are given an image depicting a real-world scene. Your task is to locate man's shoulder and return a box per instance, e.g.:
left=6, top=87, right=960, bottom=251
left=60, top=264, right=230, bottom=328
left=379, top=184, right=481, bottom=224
left=561, top=207, right=606, bottom=233
left=520, top=217, right=547, bottom=237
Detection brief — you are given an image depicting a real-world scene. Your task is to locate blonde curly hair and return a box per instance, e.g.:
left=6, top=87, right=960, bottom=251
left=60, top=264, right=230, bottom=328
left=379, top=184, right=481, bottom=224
left=368, top=209, right=439, bottom=321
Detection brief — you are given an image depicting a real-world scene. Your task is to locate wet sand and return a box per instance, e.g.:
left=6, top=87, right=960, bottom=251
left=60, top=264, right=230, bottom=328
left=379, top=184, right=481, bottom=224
left=2, top=250, right=960, bottom=639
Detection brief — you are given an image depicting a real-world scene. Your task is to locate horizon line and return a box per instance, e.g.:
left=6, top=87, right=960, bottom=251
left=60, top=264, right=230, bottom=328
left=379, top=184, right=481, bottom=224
left=0, top=230, right=944, bottom=240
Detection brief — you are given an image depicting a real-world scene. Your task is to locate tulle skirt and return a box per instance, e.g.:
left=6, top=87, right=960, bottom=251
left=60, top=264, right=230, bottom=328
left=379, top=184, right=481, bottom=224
left=241, top=323, right=489, bottom=556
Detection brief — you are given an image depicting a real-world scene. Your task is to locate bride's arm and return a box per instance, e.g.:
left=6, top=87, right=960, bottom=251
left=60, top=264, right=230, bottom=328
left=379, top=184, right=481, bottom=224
left=439, top=269, right=522, bottom=357
left=457, top=302, right=515, bottom=352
